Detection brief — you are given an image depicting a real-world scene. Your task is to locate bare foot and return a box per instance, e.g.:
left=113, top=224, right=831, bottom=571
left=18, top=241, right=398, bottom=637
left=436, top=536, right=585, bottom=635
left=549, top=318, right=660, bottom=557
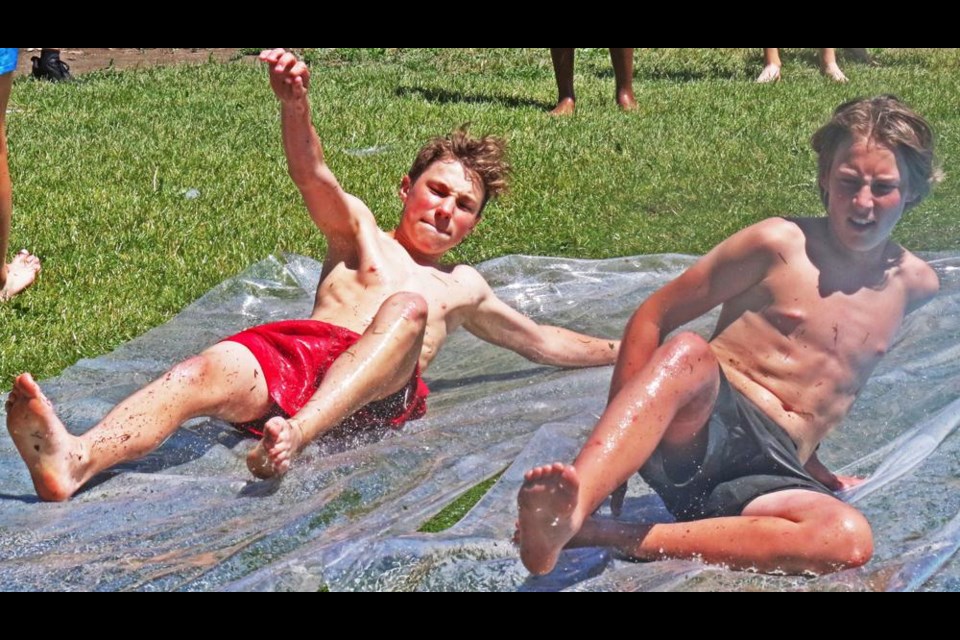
left=246, top=416, right=303, bottom=479
left=617, top=90, right=638, bottom=111
left=516, top=462, right=582, bottom=575
left=821, top=63, right=848, bottom=83
left=0, top=251, right=42, bottom=302
left=5, top=373, right=86, bottom=501
left=549, top=98, right=576, bottom=116
left=755, top=64, right=781, bottom=84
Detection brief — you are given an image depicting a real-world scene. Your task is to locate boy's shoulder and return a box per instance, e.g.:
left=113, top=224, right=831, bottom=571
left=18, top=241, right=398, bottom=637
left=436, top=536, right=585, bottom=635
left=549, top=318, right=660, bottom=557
left=719, top=216, right=809, bottom=257
left=432, top=262, right=490, bottom=290
left=749, top=216, right=808, bottom=244
left=897, top=247, right=940, bottom=308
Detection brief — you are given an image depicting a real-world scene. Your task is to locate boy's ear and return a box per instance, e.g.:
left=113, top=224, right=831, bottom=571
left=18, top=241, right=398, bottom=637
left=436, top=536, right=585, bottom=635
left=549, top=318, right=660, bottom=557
left=399, top=175, right=412, bottom=202
left=904, top=189, right=921, bottom=209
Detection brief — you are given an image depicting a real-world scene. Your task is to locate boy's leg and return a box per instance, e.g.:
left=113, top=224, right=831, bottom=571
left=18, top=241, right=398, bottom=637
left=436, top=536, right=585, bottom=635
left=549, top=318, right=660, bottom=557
left=247, top=292, right=428, bottom=477
left=0, top=73, right=10, bottom=273
left=6, top=341, right=271, bottom=501
left=549, top=48, right=576, bottom=116
left=820, top=48, right=848, bottom=82
left=0, top=72, right=42, bottom=301
left=569, top=488, right=873, bottom=575
left=756, top=48, right=782, bottom=83
left=518, top=332, right=722, bottom=574
left=609, top=48, right=637, bottom=111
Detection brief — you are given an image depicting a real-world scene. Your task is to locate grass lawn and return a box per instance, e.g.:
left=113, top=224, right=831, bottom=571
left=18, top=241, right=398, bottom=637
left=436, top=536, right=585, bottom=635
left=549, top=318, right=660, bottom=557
left=2, top=48, right=959, bottom=475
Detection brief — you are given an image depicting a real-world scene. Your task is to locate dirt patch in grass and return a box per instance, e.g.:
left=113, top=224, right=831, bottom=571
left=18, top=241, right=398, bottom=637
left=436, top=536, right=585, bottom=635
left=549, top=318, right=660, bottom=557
left=12, top=48, right=254, bottom=78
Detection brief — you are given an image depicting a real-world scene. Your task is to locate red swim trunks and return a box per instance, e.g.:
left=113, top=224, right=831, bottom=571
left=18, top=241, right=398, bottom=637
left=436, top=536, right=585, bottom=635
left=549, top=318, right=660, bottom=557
left=222, top=319, right=429, bottom=437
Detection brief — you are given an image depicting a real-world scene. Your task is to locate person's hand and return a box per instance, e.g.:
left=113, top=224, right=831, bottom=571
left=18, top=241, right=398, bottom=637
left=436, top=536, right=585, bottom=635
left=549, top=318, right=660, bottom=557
left=260, top=48, right=310, bottom=102
left=831, top=474, right=866, bottom=491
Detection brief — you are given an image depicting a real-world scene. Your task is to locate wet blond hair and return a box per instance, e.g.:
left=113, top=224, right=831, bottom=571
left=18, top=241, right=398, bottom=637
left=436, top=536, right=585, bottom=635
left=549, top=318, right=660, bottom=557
left=811, top=95, right=942, bottom=210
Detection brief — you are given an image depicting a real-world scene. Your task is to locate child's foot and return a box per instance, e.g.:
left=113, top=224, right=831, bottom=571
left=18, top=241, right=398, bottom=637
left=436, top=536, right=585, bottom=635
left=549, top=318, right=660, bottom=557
left=617, top=89, right=638, bottom=111
left=246, top=416, right=304, bottom=479
left=755, top=64, right=781, bottom=83
left=6, top=373, right=86, bottom=501
left=821, top=63, right=848, bottom=83
left=549, top=98, right=576, bottom=116
left=517, top=462, right=581, bottom=575
left=1, top=251, right=42, bottom=301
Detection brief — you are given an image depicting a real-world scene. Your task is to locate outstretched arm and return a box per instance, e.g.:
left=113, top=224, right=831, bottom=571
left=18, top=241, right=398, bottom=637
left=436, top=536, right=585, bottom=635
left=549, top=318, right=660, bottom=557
left=463, top=276, right=618, bottom=368
left=260, top=49, right=376, bottom=248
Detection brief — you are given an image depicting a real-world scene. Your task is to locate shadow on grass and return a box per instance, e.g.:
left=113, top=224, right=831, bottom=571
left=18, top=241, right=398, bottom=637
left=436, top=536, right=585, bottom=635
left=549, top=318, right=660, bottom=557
left=396, top=85, right=552, bottom=111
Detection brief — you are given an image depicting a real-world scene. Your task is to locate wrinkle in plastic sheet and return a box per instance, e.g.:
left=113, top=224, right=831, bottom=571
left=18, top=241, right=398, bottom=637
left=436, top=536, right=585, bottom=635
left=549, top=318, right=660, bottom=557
left=1, top=254, right=957, bottom=591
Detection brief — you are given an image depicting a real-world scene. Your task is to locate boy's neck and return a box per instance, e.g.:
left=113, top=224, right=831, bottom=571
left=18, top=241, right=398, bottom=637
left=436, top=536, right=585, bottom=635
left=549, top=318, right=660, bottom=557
left=825, top=231, right=896, bottom=271
left=389, top=229, right=444, bottom=267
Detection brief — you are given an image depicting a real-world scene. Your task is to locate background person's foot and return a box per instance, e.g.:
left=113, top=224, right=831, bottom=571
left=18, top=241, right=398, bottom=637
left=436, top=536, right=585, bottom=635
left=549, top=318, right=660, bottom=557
left=821, top=63, right=849, bottom=83
left=756, top=64, right=781, bottom=83
left=31, top=50, right=73, bottom=82
left=549, top=97, right=576, bottom=116
left=1, top=251, right=41, bottom=302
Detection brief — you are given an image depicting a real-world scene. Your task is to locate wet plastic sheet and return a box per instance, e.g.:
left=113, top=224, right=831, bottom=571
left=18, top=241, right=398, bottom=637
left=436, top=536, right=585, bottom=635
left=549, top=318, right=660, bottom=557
left=1, top=253, right=958, bottom=591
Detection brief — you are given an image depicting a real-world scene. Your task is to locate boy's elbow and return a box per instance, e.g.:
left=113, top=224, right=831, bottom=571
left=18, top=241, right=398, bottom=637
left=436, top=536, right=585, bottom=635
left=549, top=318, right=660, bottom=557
left=519, top=333, right=559, bottom=366
left=523, top=345, right=553, bottom=366
left=289, top=166, right=327, bottom=189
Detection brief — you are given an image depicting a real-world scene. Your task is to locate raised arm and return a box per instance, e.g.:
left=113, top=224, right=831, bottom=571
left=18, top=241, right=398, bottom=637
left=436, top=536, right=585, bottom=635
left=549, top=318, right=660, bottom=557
left=610, top=218, right=796, bottom=398
left=462, top=272, right=619, bottom=368
left=260, top=49, right=376, bottom=248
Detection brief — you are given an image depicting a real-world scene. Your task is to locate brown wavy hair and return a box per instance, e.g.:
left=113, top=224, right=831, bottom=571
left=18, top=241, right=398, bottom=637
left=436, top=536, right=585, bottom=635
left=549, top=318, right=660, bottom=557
left=408, top=128, right=510, bottom=215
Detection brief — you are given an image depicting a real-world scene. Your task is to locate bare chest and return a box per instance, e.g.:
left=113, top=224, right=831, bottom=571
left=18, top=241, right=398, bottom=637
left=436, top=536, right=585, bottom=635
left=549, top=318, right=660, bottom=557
left=314, top=241, right=481, bottom=335
left=737, top=266, right=908, bottom=372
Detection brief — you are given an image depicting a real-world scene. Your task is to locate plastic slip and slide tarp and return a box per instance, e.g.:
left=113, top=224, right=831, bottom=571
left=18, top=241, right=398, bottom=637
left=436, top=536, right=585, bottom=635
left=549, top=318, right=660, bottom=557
left=1, top=253, right=958, bottom=592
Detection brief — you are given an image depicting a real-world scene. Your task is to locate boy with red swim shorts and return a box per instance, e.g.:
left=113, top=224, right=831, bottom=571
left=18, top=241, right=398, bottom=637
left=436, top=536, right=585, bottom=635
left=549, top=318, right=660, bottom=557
left=6, top=49, right=620, bottom=501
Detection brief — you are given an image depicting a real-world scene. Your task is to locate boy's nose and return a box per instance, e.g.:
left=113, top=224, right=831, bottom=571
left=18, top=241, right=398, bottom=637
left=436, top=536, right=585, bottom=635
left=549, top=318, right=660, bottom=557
left=853, top=186, right=874, bottom=211
left=437, top=197, right=455, bottom=217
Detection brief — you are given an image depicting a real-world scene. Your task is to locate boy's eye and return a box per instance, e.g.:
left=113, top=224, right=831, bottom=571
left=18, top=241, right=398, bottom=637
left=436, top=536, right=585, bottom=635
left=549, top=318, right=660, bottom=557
left=873, top=184, right=896, bottom=196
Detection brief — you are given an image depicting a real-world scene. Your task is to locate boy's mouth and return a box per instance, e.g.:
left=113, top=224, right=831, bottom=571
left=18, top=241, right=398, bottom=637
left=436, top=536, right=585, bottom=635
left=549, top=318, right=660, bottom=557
left=849, top=217, right=876, bottom=230
left=419, top=220, right=451, bottom=237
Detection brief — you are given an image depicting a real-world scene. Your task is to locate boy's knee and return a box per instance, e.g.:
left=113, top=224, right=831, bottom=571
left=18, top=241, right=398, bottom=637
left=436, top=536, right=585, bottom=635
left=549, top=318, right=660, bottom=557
left=167, top=354, right=214, bottom=387
left=810, top=507, right=874, bottom=570
left=386, top=292, right=429, bottom=325
left=834, top=511, right=874, bottom=568
left=663, top=332, right=715, bottom=370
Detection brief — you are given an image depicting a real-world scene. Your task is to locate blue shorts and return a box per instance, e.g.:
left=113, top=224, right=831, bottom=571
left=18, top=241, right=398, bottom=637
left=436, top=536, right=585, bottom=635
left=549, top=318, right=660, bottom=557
left=639, top=370, right=832, bottom=521
left=0, top=48, right=17, bottom=75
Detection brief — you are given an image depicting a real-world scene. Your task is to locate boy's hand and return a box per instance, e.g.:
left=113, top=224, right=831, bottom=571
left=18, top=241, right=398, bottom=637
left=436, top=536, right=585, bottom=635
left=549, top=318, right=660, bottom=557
left=260, top=48, right=310, bottom=102
left=830, top=474, right=866, bottom=492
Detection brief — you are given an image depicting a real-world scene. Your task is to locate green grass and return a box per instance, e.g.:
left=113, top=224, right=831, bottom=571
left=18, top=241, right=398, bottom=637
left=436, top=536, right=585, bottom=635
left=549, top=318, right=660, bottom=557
left=418, top=472, right=502, bottom=533
left=3, top=46, right=959, bottom=389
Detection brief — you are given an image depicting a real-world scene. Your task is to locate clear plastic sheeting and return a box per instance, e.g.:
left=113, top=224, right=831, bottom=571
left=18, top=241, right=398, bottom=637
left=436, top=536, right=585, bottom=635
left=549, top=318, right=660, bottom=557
left=1, top=253, right=958, bottom=591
